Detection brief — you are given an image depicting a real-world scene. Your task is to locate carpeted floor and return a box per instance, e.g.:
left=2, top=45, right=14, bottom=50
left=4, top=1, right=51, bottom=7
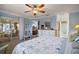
left=5, top=37, right=31, bottom=54
left=5, top=37, right=19, bottom=54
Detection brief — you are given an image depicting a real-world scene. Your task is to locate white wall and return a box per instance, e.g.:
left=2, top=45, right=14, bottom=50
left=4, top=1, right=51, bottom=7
left=69, top=12, right=79, bottom=33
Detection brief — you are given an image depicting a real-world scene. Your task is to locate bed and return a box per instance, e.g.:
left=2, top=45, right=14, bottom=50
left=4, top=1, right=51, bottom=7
left=12, top=30, right=67, bottom=54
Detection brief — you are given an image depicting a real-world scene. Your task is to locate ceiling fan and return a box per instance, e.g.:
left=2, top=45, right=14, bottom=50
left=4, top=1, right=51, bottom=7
left=24, top=4, right=46, bottom=15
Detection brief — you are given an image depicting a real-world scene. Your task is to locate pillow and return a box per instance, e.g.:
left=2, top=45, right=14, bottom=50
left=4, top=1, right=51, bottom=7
left=75, top=36, right=79, bottom=43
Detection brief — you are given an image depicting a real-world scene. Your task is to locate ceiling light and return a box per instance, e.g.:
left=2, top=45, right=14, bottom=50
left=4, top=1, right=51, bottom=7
left=33, top=10, right=37, bottom=13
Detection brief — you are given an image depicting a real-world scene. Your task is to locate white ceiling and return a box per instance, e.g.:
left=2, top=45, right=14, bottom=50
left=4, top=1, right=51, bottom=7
left=0, top=4, right=79, bottom=19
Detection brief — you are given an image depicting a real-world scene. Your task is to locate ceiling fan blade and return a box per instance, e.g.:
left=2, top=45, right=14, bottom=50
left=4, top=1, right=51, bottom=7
left=24, top=11, right=30, bottom=13
left=38, top=4, right=45, bottom=8
left=39, top=10, right=45, bottom=13
left=25, top=4, right=32, bottom=8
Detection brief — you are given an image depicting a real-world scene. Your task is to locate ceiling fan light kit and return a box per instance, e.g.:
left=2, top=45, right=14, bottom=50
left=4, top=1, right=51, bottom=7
left=33, top=10, right=37, bottom=15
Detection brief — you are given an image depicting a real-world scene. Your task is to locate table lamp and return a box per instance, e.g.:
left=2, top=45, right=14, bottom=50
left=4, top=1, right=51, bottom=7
left=75, top=24, right=79, bottom=33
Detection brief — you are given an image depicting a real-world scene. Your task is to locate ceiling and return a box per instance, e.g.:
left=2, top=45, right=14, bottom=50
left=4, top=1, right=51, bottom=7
left=0, top=4, right=79, bottom=19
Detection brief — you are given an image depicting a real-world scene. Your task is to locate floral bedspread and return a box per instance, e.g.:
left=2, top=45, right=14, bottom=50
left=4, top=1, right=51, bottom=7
left=12, top=30, right=67, bottom=54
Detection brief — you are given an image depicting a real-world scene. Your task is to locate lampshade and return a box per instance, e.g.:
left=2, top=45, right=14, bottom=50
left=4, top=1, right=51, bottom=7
left=75, top=24, right=79, bottom=30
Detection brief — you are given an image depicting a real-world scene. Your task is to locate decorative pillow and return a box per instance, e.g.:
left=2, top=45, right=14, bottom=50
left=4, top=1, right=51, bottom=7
left=75, top=36, right=79, bottom=43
